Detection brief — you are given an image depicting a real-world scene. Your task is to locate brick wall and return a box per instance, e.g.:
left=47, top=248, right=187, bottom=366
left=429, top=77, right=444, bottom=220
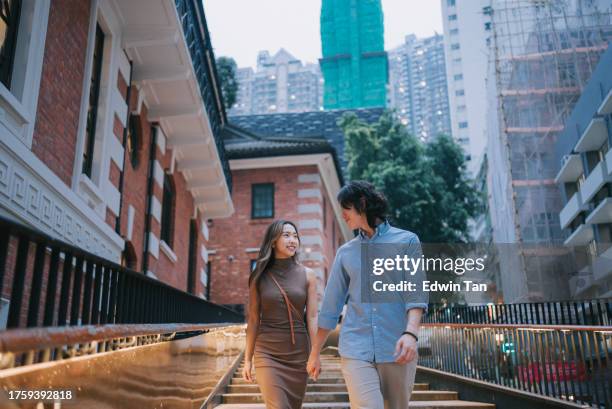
left=208, top=165, right=344, bottom=308
left=32, top=0, right=91, bottom=187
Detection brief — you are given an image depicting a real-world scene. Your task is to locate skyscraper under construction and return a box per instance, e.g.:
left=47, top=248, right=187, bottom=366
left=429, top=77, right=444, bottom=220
left=320, top=0, right=388, bottom=109
left=486, top=0, right=612, bottom=302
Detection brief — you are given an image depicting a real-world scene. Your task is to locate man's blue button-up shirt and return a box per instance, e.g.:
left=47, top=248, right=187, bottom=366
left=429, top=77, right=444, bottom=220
left=318, top=221, right=429, bottom=363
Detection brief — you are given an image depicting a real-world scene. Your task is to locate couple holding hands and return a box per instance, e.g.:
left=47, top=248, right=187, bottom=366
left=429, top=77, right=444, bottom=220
left=243, top=181, right=428, bottom=409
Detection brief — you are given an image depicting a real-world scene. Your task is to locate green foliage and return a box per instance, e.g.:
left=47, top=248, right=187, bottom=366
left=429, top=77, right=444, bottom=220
left=216, top=56, right=238, bottom=110
left=339, top=111, right=481, bottom=244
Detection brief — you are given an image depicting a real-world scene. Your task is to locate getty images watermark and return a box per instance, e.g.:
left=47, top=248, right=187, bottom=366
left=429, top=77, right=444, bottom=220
left=358, top=242, right=593, bottom=304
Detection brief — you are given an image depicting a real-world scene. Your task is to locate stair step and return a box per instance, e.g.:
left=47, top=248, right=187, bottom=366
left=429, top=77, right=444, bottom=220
left=229, top=378, right=430, bottom=390
left=222, top=391, right=349, bottom=404
left=237, top=364, right=341, bottom=369
left=222, top=390, right=458, bottom=404
left=214, top=400, right=495, bottom=408
left=231, top=376, right=346, bottom=385
left=228, top=384, right=348, bottom=393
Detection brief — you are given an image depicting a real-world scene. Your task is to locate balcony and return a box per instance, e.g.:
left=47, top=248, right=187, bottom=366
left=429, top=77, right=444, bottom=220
left=592, top=244, right=612, bottom=282
left=112, top=0, right=234, bottom=218
left=554, top=153, right=583, bottom=183
left=559, top=191, right=584, bottom=229
left=597, top=87, right=612, bottom=115
left=580, top=160, right=608, bottom=204
left=574, top=117, right=607, bottom=152
left=564, top=223, right=594, bottom=246
left=585, top=197, right=612, bottom=224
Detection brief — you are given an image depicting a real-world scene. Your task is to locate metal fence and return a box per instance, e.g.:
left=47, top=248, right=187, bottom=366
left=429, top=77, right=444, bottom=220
left=424, top=300, right=612, bottom=326
left=0, top=215, right=243, bottom=329
left=420, top=323, right=612, bottom=408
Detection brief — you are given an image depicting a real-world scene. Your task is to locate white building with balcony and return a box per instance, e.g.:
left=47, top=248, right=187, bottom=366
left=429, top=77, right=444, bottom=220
left=555, top=45, right=612, bottom=299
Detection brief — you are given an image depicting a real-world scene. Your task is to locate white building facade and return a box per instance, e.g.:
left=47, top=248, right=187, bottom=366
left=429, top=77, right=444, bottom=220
left=441, top=0, right=492, bottom=176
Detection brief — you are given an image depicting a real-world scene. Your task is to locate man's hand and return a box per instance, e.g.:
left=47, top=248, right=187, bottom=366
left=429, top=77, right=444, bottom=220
left=307, top=352, right=321, bottom=380
left=242, top=359, right=254, bottom=383
left=394, top=334, right=418, bottom=364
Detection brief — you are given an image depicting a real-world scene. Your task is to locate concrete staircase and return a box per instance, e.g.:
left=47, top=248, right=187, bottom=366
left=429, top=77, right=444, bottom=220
left=213, top=355, right=495, bottom=409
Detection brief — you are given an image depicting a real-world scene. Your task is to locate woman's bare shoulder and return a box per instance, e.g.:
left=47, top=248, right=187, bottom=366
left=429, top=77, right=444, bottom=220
left=301, top=265, right=318, bottom=283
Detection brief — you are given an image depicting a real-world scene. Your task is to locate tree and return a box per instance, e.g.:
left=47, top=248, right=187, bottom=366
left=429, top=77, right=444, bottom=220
left=216, top=56, right=238, bottom=110
left=340, top=111, right=482, bottom=303
left=339, top=111, right=481, bottom=244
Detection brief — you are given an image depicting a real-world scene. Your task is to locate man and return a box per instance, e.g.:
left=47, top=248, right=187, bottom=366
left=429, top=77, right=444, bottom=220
left=307, top=181, right=428, bottom=409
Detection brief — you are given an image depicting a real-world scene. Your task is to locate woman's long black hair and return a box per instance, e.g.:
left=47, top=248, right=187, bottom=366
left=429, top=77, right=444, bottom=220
left=248, top=220, right=300, bottom=289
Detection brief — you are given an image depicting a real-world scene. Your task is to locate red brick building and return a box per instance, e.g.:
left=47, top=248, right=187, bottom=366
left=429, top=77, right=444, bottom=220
left=0, top=0, right=234, bottom=325
left=207, top=125, right=351, bottom=310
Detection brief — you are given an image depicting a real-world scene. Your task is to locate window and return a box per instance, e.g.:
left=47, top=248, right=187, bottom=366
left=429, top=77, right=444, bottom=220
left=451, top=43, right=460, bottom=50
left=454, top=74, right=463, bottom=81
left=447, top=0, right=456, bottom=6
left=450, top=28, right=459, bottom=35
left=0, top=0, right=21, bottom=88
left=484, top=22, right=492, bottom=31
left=82, top=23, right=105, bottom=177
left=456, top=89, right=465, bottom=96
left=252, top=183, right=274, bottom=219
left=459, top=122, right=469, bottom=129
left=448, top=14, right=457, bottom=21
left=126, top=114, right=142, bottom=169
left=160, top=173, right=175, bottom=247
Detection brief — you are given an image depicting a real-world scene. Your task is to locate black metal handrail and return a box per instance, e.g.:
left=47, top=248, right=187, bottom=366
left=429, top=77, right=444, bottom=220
left=423, top=299, right=612, bottom=326
left=0, top=215, right=243, bottom=329
left=174, top=0, right=233, bottom=193
left=420, top=323, right=612, bottom=408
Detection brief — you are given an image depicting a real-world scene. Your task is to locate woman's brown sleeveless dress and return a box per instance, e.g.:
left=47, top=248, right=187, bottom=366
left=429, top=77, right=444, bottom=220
left=252, top=258, right=309, bottom=409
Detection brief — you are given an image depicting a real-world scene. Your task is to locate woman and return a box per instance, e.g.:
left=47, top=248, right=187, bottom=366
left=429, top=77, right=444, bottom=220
left=242, top=220, right=319, bottom=409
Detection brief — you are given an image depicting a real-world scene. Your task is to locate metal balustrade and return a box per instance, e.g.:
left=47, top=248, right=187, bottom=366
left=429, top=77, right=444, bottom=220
left=419, top=323, right=612, bottom=408
left=0, top=215, right=243, bottom=330
left=424, top=300, right=612, bottom=326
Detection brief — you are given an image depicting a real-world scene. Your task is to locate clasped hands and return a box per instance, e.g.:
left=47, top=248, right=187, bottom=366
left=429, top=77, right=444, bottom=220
left=306, top=352, right=321, bottom=380
left=307, top=333, right=417, bottom=380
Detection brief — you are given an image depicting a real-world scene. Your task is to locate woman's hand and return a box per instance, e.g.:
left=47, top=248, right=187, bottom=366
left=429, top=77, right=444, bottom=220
left=242, top=359, right=254, bottom=383
left=307, top=352, right=321, bottom=380
left=394, top=334, right=418, bottom=364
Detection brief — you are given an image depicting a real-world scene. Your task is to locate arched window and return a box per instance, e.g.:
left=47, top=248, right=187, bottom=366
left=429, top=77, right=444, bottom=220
left=160, top=173, right=175, bottom=247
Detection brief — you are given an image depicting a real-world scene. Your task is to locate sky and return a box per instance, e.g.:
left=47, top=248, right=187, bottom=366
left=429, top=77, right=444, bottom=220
left=203, top=0, right=443, bottom=68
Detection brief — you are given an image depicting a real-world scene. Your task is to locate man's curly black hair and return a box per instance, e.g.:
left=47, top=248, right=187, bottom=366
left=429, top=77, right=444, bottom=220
left=337, top=181, right=388, bottom=229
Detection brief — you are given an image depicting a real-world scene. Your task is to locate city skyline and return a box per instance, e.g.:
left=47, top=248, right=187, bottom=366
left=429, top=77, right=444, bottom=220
left=203, top=0, right=443, bottom=68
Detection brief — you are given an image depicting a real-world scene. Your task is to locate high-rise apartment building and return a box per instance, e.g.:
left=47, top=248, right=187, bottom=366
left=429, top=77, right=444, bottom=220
left=441, top=0, right=492, bottom=176
left=486, top=0, right=612, bottom=302
left=320, top=0, right=387, bottom=109
left=388, top=34, right=452, bottom=142
left=554, top=45, right=612, bottom=299
left=229, top=49, right=323, bottom=116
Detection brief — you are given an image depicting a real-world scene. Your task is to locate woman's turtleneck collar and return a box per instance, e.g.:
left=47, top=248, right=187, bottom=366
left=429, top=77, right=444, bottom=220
left=270, top=256, right=296, bottom=273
